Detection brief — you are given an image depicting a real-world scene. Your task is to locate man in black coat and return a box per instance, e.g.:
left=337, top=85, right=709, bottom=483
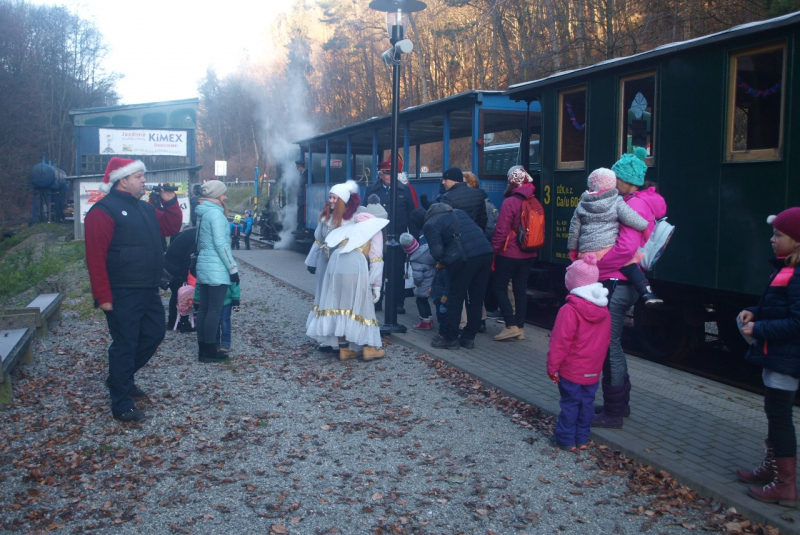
left=423, top=203, right=493, bottom=350
left=366, top=159, right=416, bottom=314
left=440, top=167, right=488, bottom=231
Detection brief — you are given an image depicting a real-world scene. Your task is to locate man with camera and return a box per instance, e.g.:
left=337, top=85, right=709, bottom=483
left=85, top=157, right=182, bottom=423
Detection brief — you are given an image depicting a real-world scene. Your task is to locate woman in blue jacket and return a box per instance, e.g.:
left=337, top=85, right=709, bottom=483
left=195, top=180, right=239, bottom=363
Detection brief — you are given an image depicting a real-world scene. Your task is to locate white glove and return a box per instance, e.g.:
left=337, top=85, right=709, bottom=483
left=372, top=287, right=381, bottom=304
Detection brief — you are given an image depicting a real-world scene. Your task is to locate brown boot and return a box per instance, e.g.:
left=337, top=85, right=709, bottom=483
left=737, top=440, right=776, bottom=484
left=363, top=346, right=385, bottom=361
left=516, top=327, right=525, bottom=340
left=748, top=457, right=797, bottom=507
left=493, top=326, right=520, bottom=341
left=339, top=346, right=360, bottom=360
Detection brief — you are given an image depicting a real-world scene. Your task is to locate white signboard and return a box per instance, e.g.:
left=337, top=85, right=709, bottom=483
left=79, top=182, right=191, bottom=227
left=215, top=161, right=227, bottom=176
left=99, top=128, right=187, bottom=156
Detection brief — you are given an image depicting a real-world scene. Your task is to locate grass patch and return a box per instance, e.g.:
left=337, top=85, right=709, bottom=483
left=225, top=184, right=255, bottom=216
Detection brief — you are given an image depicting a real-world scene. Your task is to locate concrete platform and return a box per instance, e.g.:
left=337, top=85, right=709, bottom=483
left=234, top=247, right=800, bottom=534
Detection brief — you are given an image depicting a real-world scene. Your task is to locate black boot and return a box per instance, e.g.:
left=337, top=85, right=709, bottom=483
left=593, top=382, right=626, bottom=428
left=594, top=375, right=631, bottom=417
left=199, top=342, right=227, bottom=363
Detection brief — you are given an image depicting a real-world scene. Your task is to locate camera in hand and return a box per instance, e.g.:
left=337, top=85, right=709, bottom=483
left=149, top=183, right=179, bottom=193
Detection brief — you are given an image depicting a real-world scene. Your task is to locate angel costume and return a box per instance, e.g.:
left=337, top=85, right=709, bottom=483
left=306, top=212, right=387, bottom=349
left=305, top=214, right=352, bottom=329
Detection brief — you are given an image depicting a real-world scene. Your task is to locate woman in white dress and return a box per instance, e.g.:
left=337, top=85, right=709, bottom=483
left=305, top=181, right=360, bottom=352
left=306, top=210, right=387, bottom=361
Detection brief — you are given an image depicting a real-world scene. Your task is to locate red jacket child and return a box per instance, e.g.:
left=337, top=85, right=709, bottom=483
left=547, top=254, right=611, bottom=385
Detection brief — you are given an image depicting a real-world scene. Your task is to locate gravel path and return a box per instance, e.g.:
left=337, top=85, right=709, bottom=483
left=0, top=263, right=740, bottom=534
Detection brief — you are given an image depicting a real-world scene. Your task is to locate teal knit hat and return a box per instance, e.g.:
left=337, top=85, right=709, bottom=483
left=612, top=147, right=648, bottom=186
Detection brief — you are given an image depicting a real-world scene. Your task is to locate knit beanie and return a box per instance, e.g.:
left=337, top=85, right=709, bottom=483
left=329, top=180, right=359, bottom=204
left=507, top=165, right=533, bottom=187
left=201, top=180, right=227, bottom=199
left=768, top=207, right=800, bottom=243
left=362, top=193, right=388, bottom=219
left=587, top=168, right=616, bottom=192
left=442, top=167, right=463, bottom=182
left=399, top=232, right=419, bottom=254
left=611, top=147, right=648, bottom=186
left=564, top=253, right=599, bottom=291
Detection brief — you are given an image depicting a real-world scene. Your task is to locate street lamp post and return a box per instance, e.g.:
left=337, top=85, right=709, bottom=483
left=369, top=0, right=426, bottom=335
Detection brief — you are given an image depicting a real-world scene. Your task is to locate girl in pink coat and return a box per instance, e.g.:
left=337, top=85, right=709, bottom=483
left=547, top=254, right=611, bottom=451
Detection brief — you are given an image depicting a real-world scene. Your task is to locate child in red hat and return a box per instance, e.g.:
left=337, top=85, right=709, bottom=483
left=736, top=207, right=800, bottom=507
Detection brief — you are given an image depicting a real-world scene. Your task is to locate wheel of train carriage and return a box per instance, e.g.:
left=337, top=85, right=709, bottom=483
left=628, top=301, right=699, bottom=363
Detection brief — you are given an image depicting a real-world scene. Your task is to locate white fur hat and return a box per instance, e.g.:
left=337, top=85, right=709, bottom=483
left=329, top=180, right=359, bottom=204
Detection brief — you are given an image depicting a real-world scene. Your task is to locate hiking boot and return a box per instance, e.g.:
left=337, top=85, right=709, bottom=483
left=363, top=346, right=385, bottom=361
left=413, top=317, right=434, bottom=330
left=737, top=440, right=777, bottom=484
left=431, top=335, right=459, bottom=350
left=494, top=326, right=520, bottom=341
left=113, top=408, right=147, bottom=423
left=458, top=338, right=475, bottom=349
left=129, top=385, right=147, bottom=399
left=339, top=347, right=360, bottom=360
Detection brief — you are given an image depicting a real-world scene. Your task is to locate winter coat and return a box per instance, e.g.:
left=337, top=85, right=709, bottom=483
left=491, top=183, right=539, bottom=260
left=243, top=216, right=253, bottom=235
left=597, top=186, right=667, bottom=281
left=423, top=203, right=492, bottom=268
left=406, top=241, right=437, bottom=298
left=366, top=180, right=415, bottom=235
left=441, top=182, right=489, bottom=231
left=547, top=283, right=611, bottom=385
left=567, top=188, right=648, bottom=253
left=744, top=258, right=800, bottom=377
left=230, top=222, right=243, bottom=237
left=195, top=201, right=237, bottom=285
left=164, top=227, right=197, bottom=283
left=224, top=282, right=241, bottom=306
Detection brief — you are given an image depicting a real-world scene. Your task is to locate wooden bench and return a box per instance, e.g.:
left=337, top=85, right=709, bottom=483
left=0, top=328, right=34, bottom=404
left=2, top=292, right=65, bottom=338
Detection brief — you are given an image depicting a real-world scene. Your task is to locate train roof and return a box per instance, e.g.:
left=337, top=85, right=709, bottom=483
left=505, top=10, right=800, bottom=101
left=294, top=90, right=537, bottom=154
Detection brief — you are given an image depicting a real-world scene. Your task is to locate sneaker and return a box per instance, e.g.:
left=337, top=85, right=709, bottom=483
left=413, top=318, right=434, bottom=330
left=486, top=309, right=502, bottom=318
left=577, top=443, right=589, bottom=451
left=643, top=292, right=664, bottom=308
left=219, top=347, right=231, bottom=354
left=431, top=335, right=459, bottom=350
left=493, top=326, right=521, bottom=341
left=548, top=434, right=577, bottom=453
left=458, top=338, right=475, bottom=349
left=113, top=408, right=147, bottom=423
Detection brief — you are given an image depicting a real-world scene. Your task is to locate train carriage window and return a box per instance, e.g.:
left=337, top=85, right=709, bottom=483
left=557, top=87, right=586, bottom=169
left=619, top=72, right=656, bottom=164
left=726, top=43, right=786, bottom=162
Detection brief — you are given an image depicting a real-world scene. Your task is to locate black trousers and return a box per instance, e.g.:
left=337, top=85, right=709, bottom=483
left=104, top=288, right=165, bottom=416
left=196, top=284, right=229, bottom=345
left=244, top=232, right=251, bottom=250
left=445, top=253, right=493, bottom=341
left=492, top=255, right=534, bottom=329
left=765, top=386, right=797, bottom=457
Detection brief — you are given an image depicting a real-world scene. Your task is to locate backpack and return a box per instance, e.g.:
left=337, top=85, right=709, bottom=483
left=484, top=198, right=499, bottom=239
left=639, top=217, right=675, bottom=272
left=174, top=283, right=196, bottom=331
left=517, top=196, right=545, bottom=251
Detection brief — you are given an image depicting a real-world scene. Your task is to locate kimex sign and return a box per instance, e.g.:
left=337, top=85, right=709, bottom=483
left=99, top=128, right=188, bottom=156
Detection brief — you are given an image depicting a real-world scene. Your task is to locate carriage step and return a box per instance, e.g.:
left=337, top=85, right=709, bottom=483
left=526, top=289, right=555, bottom=300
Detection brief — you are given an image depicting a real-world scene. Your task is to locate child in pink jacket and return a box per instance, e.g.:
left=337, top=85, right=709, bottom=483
left=547, top=254, right=611, bottom=452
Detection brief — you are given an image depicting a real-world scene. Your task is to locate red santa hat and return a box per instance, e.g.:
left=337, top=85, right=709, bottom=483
left=100, top=157, right=146, bottom=193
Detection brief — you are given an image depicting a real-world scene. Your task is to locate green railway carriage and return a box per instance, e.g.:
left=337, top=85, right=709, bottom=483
left=505, top=11, right=800, bottom=359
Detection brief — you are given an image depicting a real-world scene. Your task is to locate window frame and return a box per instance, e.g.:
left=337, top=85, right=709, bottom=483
left=726, top=42, right=787, bottom=162
left=557, top=86, right=587, bottom=170
left=618, top=71, right=657, bottom=166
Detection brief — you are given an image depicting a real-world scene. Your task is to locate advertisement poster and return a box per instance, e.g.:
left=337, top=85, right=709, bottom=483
left=79, top=182, right=191, bottom=228
left=98, top=128, right=188, bottom=156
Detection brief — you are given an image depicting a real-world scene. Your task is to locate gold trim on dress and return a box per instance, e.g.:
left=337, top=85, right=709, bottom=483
left=313, top=308, right=380, bottom=327
left=314, top=240, right=324, bottom=246
left=370, top=257, right=383, bottom=264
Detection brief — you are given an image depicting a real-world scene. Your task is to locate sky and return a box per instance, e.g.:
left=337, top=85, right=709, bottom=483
left=31, top=0, right=292, bottom=104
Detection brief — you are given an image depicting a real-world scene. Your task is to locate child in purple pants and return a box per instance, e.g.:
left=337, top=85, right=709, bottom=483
left=546, top=254, right=611, bottom=452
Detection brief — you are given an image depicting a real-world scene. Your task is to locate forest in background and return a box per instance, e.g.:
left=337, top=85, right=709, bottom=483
left=196, top=0, right=800, bottom=184
left=2, top=0, right=799, bottom=224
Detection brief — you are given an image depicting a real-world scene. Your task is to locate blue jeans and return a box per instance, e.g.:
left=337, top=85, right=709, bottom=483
left=554, top=378, right=599, bottom=447
left=216, top=304, right=232, bottom=349
left=601, top=282, right=638, bottom=386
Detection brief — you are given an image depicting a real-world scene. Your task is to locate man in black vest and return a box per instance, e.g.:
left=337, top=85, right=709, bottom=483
left=85, top=157, right=182, bottom=423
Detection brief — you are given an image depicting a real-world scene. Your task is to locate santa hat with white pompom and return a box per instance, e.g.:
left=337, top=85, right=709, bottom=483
left=99, top=157, right=146, bottom=193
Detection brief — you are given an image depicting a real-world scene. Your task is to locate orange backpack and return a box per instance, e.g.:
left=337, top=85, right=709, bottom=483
left=516, top=196, right=545, bottom=251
